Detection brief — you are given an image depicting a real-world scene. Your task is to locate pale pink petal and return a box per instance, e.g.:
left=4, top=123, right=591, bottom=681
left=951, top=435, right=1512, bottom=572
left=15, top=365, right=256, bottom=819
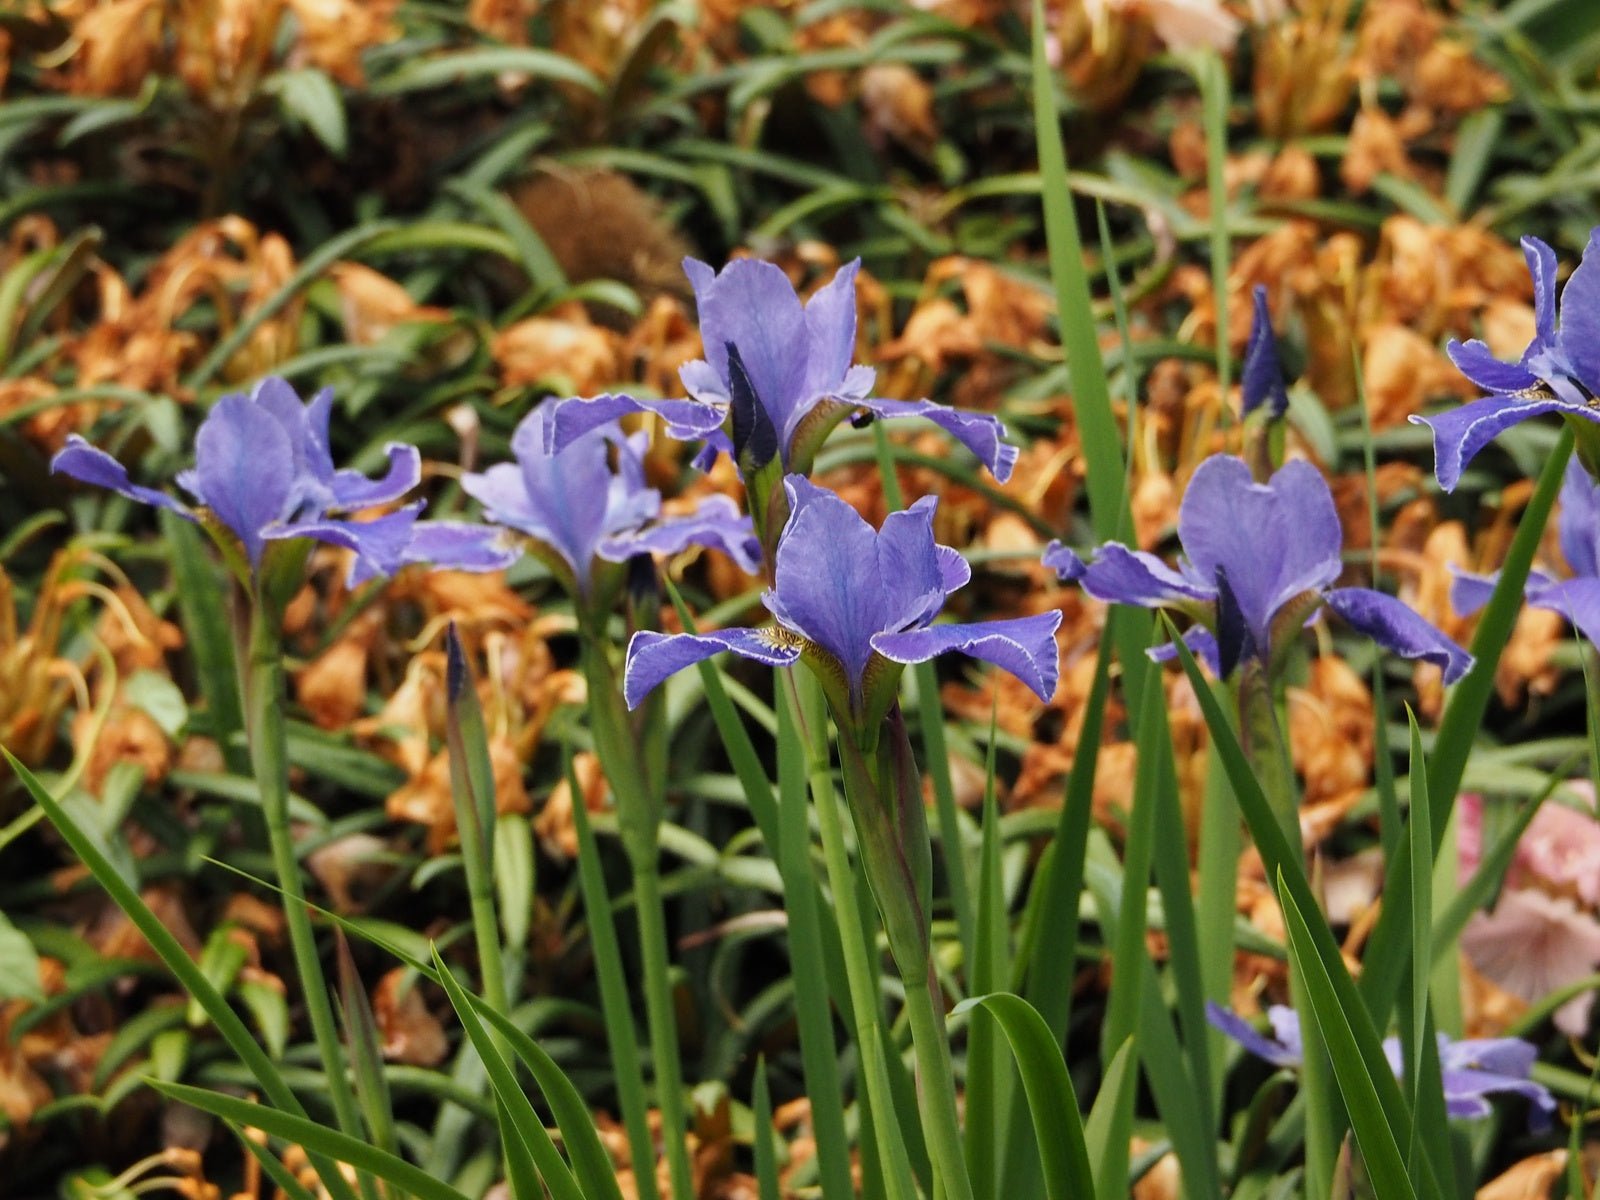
left=1463, top=889, right=1600, bottom=1036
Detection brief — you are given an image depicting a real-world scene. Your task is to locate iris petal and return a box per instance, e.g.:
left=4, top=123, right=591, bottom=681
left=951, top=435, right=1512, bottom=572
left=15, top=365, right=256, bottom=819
left=1411, top=394, right=1595, bottom=494
left=51, top=437, right=194, bottom=519
left=193, top=395, right=297, bottom=567
left=624, top=628, right=802, bottom=709
left=1325, top=587, right=1474, bottom=683
left=850, top=396, right=1018, bottom=483
left=870, top=612, right=1063, bottom=703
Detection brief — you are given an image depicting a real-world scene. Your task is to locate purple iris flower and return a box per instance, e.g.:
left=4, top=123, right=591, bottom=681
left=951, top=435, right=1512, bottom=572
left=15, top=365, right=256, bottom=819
left=1412, top=231, right=1600, bottom=492
left=459, top=409, right=760, bottom=599
left=1453, top=456, right=1600, bottom=643
left=1241, top=285, right=1288, bottom=421
left=50, top=376, right=467, bottom=586
left=1207, top=1002, right=1556, bottom=1131
left=544, top=257, right=1018, bottom=482
left=1044, top=455, right=1472, bottom=682
left=622, top=476, right=1061, bottom=714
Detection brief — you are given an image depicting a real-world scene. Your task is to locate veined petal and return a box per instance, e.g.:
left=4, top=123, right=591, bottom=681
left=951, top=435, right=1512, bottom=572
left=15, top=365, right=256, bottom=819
left=767, top=477, right=886, bottom=683
left=1445, top=339, right=1541, bottom=396
left=1326, top=587, right=1474, bottom=683
left=1177, top=456, right=1342, bottom=652
left=401, top=521, right=521, bottom=573
left=679, top=358, right=729, bottom=405
left=192, top=394, right=297, bottom=567
left=1148, top=626, right=1223, bottom=675
left=1043, top=540, right=1087, bottom=582
left=851, top=396, right=1018, bottom=483
left=1448, top=565, right=1500, bottom=618
left=684, top=256, right=807, bottom=433
left=1528, top=578, right=1600, bottom=645
left=330, top=443, right=422, bottom=510
left=870, top=611, right=1063, bottom=702
left=797, top=259, right=862, bottom=407
left=1205, top=1002, right=1302, bottom=1069
left=1558, top=229, right=1600, bottom=394
left=624, top=627, right=802, bottom=709
left=600, top=494, right=761, bottom=574
left=1410, top=394, right=1596, bottom=493
left=266, top=503, right=423, bottom=587
left=51, top=437, right=194, bottom=519
left=545, top=393, right=726, bottom=454
left=1524, top=236, right=1560, bottom=348
left=1560, top=449, right=1600, bottom=578
left=876, top=496, right=953, bottom=632
left=1079, top=542, right=1214, bottom=608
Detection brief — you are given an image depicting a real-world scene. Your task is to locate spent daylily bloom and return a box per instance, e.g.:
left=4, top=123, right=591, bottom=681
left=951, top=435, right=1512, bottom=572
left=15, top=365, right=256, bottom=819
left=1046, top=455, right=1472, bottom=681
left=623, top=476, right=1061, bottom=721
left=51, top=376, right=478, bottom=587
left=1414, top=231, right=1600, bottom=492
left=1207, top=1002, right=1556, bottom=1130
left=1454, top=457, right=1600, bottom=644
left=460, top=409, right=760, bottom=601
left=545, top=256, right=1018, bottom=483
left=1241, top=284, right=1288, bottom=421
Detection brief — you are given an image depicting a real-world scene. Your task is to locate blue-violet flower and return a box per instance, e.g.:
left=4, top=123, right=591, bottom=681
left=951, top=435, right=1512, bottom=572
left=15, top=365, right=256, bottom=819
left=460, top=409, right=760, bottom=600
left=623, top=476, right=1061, bottom=718
left=1207, top=1002, right=1556, bottom=1130
left=1241, top=284, right=1288, bottom=421
left=1413, top=231, right=1600, bottom=491
left=544, top=257, right=1018, bottom=482
left=51, top=376, right=480, bottom=587
left=1045, top=455, right=1472, bottom=682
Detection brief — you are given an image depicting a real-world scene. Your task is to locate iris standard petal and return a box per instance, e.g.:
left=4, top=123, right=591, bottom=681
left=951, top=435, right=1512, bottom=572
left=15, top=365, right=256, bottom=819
left=1325, top=587, right=1474, bottom=683
left=623, top=627, right=803, bottom=709
left=1410, top=393, right=1594, bottom=493
left=684, top=256, right=807, bottom=432
left=1558, top=230, right=1600, bottom=393
left=1523, top=236, right=1560, bottom=348
left=1445, top=339, right=1542, bottom=396
left=766, top=476, right=887, bottom=683
left=1559, top=455, right=1600, bottom=578
left=796, top=259, right=862, bottom=407
left=1078, top=542, right=1215, bottom=608
left=400, top=521, right=522, bottom=573
left=192, top=394, right=298, bottom=567
left=1205, top=1002, right=1302, bottom=1069
left=870, top=611, right=1062, bottom=703
left=1528, top=578, right=1600, bottom=645
left=851, top=396, right=1019, bottom=483
left=1177, top=457, right=1342, bottom=651
left=51, top=437, right=195, bottom=519
left=876, top=496, right=953, bottom=632
left=329, top=443, right=423, bottom=510
left=508, top=418, right=614, bottom=582
left=600, top=494, right=761, bottom=574
left=1241, top=285, right=1288, bottom=419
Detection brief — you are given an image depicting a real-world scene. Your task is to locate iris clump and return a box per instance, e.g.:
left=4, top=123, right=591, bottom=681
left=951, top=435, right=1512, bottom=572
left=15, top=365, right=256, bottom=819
left=460, top=410, right=760, bottom=603
left=1414, top=231, right=1600, bottom=491
left=1206, top=1003, right=1556, bottom=1130
left=1045, top=454, right=1472, bottom=681
left=545, top=257, right=1018, bottom=483
left=52, top=376, right=482, bottom=587
left=624, top=475, right=1061, bottom=726
left=1454, top=456, right=1600, bottom=644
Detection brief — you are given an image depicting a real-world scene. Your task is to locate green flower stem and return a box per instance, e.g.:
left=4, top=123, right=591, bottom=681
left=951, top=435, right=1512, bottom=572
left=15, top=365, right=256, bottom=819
left=581, top=637, right=695, bottom=1200
left=1237, top=663, right=1335, bottom=1200
left=783, top=673, right=921, bottom=1200
left=825, top=688, right=975, bottom=1200
left=243, top=601, right=368, bottom=1160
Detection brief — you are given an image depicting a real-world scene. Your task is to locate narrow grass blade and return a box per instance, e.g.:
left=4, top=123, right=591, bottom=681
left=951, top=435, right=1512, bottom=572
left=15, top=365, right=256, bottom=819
left=431, top=948, right=584, bottom=1200
left=3, top=750, right=362, bottom=1200
left=1361, top=427, right=1573, bottom=1025
left=753, top=1058, right=782, bottom=1200
left=951, top=993, right=1095, bottom=1200
left=1277, top=879, right=1420, bottom=1200
left=1082, top=1038, right=1138, bottom=1200
left=441, top=961, right=627, bottom=1200
left=162, top=512, right=247, bottom=775
left=965, top=735, right=1008, bottom=1193
left=568, top=752, right=661, bottom=1200
left=1404, top=711, right=1432, bottom=1128
left=151, top=1082, right=472, bottom=1200
left=334, top=933, right=396, bottom=1155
